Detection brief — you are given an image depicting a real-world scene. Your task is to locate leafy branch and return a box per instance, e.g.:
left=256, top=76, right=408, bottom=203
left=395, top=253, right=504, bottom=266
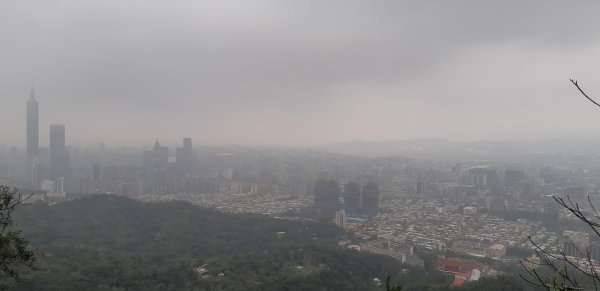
left=0, top=185, right=38, bottom=282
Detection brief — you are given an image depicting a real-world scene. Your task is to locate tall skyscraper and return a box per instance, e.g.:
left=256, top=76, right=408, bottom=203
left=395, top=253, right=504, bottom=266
left=26, top=88, right=40, bottom=188
left=26, top=88, right=39, bottom=163
left=49, top=124, right=67, bottom=180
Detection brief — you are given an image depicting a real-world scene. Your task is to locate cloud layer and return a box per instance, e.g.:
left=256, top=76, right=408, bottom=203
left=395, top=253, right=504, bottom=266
left=1, top=0, right=600, bottom=147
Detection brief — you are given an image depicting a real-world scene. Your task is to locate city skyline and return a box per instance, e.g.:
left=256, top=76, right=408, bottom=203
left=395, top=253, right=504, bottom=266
left=4, top=2, right=600, bottom=290
left=1, top=1, right=600, bottom=146
left=9, top=86, right=600, bottom=150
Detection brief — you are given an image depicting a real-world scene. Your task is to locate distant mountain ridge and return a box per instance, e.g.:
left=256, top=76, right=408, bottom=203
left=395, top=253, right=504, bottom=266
left=322, top=139, right=600, bottom=157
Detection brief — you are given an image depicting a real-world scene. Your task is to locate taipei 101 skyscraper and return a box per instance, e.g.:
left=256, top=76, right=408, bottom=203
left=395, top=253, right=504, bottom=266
left=26, top=88, right=39, bottom=188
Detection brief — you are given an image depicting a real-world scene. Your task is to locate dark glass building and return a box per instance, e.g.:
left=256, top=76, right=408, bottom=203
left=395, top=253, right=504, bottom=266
left=343, top=182, right=361, bottom=215
left=314, top=179, right=340, bottom=219
left=361, top=181, right=379, bottom=215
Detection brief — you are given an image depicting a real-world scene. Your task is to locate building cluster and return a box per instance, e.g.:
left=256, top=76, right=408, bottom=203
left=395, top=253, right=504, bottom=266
left=6, top=89, right=600, bottom=282
left=23, top=89, right=69, bottom=197
left=314, top=179, right=381, bottom=220
left=138, top=191, right=312, bottom=216
left=348, top=198, right=531, bottom=262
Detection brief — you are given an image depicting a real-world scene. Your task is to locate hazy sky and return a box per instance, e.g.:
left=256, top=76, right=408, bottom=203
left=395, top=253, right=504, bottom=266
left=1, top=1, right=600, bottom=147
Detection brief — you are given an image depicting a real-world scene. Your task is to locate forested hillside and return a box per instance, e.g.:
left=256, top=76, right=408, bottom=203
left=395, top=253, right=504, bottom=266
left=8, top=195, right=411, bottom=290
left=5, top=195, right=535, bottom=290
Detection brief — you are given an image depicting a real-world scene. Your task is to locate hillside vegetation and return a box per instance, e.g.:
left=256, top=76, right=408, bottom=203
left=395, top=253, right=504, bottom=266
left=9, top=195, right=409, bottom=290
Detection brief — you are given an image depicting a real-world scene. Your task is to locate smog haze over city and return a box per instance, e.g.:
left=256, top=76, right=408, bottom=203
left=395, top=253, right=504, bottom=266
left=3, top=1, right=600, bottom=291
left=2, top=1, right=600, bottom=146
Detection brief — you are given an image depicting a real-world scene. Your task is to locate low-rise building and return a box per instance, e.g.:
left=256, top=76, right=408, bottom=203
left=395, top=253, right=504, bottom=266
left=452, top=240, right=489, bottom=257
left=360, top=236, right=414, bottom=264
left=488, top=243, right=506, bottom=259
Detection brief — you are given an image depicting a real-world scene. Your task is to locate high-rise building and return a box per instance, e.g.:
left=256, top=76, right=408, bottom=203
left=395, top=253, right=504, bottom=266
left=176, top=138, right=193, bottom=173
left=343, top=182, right=361, bottom=215
left=485, top=169, right=499, bottom=187
left=49, top=124, right=68, bottom=181
left=562, top=241, right=578, bottom=258
left=26, top=88, right=39, bottom=188
left=313, top=178, right=340, bottom=219
left=361, top=181, right=380, bottom=215
left=543, top=203, right=560, bottom=233
left=152, top=141, right=169, bottom=167
left=416, top=181, right=425, bottom=195
left=92, top=164, right=101, bottom=191
left=152, top=168, right=167, bottom=194
left=26, top=88, right=39, bottom=163
left=505, top=169, right=525, bottom=187
left=466, top=167, right=484, bottom=186
left=335, top=209, right=346, bottom=228
left=183, top=138, right=192, bottom=156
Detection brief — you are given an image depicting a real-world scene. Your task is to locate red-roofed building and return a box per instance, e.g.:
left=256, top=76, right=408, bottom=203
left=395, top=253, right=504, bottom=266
left=451, top=275, right=467, bottom=287
left=436, top=257, right=488, bottom=287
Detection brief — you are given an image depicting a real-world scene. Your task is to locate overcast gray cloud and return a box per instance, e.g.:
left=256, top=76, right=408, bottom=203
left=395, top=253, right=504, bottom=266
left=1, top=0, right=600, bottom=147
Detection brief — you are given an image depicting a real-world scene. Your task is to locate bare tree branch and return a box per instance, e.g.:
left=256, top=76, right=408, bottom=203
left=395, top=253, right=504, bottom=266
left=520, top=197, right=600, bottom=290
left=571, top=79, right=600, bottom=108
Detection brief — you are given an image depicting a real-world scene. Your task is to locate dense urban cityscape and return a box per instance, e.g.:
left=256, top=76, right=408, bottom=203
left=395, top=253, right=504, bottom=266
left=2, top=1, right=600, bottom=290
left=2, top=90, right=600, bottom=288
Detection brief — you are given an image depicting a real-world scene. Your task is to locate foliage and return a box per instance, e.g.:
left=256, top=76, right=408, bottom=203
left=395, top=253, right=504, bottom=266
left=386, top=276, right=402, bottom=291
left=1, top=193, right=539, bottom=290
left=0, top=185, right=36, bottom=284
left=456, top=275, right=534, bottom=291
left=10, top=195, right=418, bottom=290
